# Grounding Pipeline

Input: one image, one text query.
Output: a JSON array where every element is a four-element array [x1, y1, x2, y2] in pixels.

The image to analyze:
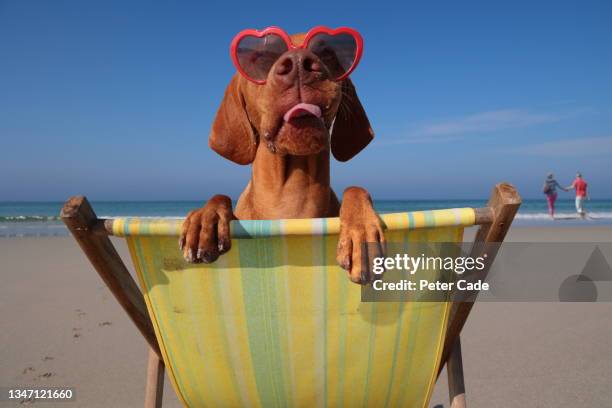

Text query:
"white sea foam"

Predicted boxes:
[[99, 215, 184, 219], [515, 212, 612, 220]]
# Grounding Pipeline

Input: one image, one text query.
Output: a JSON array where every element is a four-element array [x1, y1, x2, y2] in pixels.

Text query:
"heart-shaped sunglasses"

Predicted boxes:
[[230, 26, 363, 84]]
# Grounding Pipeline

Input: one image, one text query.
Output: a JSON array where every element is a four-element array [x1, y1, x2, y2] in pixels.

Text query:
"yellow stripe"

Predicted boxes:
[[217, 243, 262, 407], [151, 238, 202, 406], [187, 263, 243, 406], [112, 217, 123, 236], [284, 234, 320, 405], [324, 234, 341, 407], [412, 211, 426, 229], [366, 302, 401, 405], [277, 237, 296, 407]]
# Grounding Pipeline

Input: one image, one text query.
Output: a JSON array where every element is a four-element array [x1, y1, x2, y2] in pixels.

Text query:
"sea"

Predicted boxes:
[[1, 199, 611, 237]]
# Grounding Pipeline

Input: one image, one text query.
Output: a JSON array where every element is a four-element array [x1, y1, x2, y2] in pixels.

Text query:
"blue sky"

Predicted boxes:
[[1, 0, 611, 200]]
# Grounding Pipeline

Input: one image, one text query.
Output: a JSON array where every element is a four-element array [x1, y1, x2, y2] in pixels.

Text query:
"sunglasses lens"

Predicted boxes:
[[235, 34, 288, 82], [307, 33, 358, 80]]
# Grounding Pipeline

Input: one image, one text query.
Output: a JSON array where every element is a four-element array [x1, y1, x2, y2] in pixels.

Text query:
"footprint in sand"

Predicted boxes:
[[22, 366, 35, 375], [42, 356, 54, 361], [73, 327, 82, 338], [38, 372, 55, 379], [75, 309, 87, 318], [98, 321, 112, 327]]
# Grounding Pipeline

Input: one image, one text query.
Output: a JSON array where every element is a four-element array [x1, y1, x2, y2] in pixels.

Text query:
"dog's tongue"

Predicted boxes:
[[283, 103, 322, 122]]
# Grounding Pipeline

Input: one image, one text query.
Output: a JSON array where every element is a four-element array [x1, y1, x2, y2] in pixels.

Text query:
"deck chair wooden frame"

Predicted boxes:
[[61, 183, 520, 408]]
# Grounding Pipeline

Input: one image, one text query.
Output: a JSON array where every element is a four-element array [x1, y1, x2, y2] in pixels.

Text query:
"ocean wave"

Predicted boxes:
[[99, 215, 185, 218], [0, 215, 62, 222], [516, 212, 612, 220], [0, 215, 186, 222]]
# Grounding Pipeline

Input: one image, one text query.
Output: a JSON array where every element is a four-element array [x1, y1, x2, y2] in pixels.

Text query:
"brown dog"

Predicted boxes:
[[179, 33, 384, 284]]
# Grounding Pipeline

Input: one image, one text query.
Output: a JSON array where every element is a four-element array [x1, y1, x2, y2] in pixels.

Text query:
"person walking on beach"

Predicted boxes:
[[566, 172, 589, 218], [542, 173, 566, 219]]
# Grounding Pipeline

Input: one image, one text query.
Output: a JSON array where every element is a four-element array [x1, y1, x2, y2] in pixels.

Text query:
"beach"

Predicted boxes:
[[1, 226, 611, 407]]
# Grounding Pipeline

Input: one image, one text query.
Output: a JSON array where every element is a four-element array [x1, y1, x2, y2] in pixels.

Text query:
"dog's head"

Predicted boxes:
[[209, 31, 374, 164]]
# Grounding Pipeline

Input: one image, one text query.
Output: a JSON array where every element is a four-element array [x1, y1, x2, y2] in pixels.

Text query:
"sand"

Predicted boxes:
[[1, 226, 611, 407]]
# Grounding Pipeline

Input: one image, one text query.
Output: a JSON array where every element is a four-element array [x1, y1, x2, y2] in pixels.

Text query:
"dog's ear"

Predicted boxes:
[[330, 79, 374, 162], [209, 75, 257, 165]]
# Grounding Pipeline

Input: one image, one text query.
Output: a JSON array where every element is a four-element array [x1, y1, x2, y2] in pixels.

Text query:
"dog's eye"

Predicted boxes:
[[308, 33, 358, 80], [236, 34, 288, 81]]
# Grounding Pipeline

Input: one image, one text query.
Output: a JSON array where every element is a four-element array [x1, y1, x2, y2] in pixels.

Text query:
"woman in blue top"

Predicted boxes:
[[543, 173, 567, 219]]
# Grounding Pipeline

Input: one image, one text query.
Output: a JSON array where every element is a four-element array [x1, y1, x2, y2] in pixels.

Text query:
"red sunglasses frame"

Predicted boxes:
[[230, 26, 364, 85]]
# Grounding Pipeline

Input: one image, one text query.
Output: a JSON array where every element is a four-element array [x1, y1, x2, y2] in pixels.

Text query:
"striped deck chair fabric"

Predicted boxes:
[[113, 208, 476, 408]]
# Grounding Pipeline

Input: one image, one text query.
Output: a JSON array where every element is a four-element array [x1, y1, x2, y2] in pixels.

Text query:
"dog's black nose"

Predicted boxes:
[[273, 49, 324, 85]]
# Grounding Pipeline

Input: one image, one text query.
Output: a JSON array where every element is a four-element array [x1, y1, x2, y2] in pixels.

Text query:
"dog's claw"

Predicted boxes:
[[360, 271, 370, 285], [340, 256, 350, 271], [202, 250, 215, 263], [266, 141, 276, 153], [180, 195, 234, 265]]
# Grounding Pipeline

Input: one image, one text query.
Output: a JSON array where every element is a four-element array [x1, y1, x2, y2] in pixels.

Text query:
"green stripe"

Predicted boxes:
[[397, 307, 423, 407], [208, 258, 245, 405], [396, 236, 425, 407], [239, 226, 288, 407], [382, 303, 405, 408], [424, 211, 435, 228], [277, 237, 294, 406], [361, 302, 378, 408], [271, 234, 293, 406], [321, 219, 329, 407], [383, 231, 411, 407], [336, 262, 349, 407]]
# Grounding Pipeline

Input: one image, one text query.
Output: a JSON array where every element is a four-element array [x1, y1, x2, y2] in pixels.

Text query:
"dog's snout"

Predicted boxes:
[[273, 50, 324, 84]]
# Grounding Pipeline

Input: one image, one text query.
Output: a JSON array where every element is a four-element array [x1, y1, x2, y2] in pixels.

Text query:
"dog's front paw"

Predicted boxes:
[[179, 195, 235, 263], [336, 187, 385, 284]]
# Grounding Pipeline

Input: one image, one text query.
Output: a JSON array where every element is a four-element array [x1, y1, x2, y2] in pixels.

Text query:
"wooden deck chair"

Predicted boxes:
[[61, 183, 520, 408]]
